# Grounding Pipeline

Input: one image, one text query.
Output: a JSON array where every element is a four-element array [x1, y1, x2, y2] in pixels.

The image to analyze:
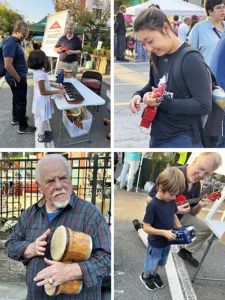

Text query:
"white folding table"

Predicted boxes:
[[48, 76, 105, 147], [192, 189, 225, 283]]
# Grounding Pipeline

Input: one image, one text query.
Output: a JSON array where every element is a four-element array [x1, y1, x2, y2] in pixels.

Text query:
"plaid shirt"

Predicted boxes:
[[5, 192, 111, 300]]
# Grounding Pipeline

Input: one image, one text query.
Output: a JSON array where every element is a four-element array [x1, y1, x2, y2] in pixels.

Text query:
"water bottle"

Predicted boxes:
[[56, 70, 64, 84]]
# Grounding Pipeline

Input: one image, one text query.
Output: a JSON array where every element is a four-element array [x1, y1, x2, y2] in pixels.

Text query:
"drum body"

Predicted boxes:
[[45, 280, 82, 296], [64, 69, 73, 78], [50, 226, 92, 262]]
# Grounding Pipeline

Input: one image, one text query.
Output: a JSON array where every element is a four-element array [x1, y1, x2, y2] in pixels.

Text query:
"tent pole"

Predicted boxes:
[[136, 153, 145, 193]]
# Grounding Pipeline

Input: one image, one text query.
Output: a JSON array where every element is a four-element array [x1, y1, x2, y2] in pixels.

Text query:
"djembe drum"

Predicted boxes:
[[44, 226, 92, 296]]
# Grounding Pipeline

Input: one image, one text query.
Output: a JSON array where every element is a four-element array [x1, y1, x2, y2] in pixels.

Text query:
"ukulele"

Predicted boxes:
[[140, 81, 167, 128], [175, 191, 221, 206]]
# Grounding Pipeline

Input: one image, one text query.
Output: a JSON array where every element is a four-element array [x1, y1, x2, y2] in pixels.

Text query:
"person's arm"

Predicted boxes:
[[5, 209, 36, 265], [34, 211, 110, 289], [3, 40, 20, 82], [188, 23, 199, 49], [190, 197, 211, 216], [4, 57, 20, 82], [174, 214, 182, 228], [210, 35, 225, 91], [77, 213, 111, 288], [158, 52, 212, 115], [130, 66, 155, 113], [54, 37, 63, 54], [143, 223, 176, 240], [38, 80, 65, 96], [66, 49, 82, 55], [50, 82, 64, 90]]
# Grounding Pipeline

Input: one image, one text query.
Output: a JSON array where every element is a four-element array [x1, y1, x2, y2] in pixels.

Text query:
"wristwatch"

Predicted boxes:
[[155, 98, 161, 103]]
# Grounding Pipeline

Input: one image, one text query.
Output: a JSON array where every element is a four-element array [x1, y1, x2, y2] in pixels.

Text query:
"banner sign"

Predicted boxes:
[[42, 10, 69, 57]]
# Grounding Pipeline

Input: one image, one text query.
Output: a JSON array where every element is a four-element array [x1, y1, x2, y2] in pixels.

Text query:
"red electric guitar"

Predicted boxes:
[[175, 191, 221, 206], [140, 83, 167, 128]]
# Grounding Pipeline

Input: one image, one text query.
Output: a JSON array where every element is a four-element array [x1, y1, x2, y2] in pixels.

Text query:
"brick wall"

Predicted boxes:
[[0, 239, 26, 283]]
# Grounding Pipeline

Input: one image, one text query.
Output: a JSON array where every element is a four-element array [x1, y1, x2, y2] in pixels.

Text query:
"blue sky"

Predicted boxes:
[[6, 0, 55, 22]]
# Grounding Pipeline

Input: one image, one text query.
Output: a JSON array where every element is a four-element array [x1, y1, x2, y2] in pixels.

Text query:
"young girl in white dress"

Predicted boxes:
[[28, 50, 65, 143]]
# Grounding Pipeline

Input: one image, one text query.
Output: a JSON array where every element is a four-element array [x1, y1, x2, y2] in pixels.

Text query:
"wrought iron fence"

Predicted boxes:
[[0, 154, 111, 224]]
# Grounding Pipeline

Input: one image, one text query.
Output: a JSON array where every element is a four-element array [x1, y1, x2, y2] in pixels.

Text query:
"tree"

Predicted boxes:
[[0, 1, 24, 35]]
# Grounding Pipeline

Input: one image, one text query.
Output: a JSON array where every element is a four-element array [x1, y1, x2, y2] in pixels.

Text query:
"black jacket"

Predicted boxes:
[[115, 11, 126, 35]]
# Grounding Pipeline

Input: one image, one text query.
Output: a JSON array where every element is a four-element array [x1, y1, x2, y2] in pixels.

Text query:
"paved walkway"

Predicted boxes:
[[114, 60, 150, 148], [114, 188, 225, 300]]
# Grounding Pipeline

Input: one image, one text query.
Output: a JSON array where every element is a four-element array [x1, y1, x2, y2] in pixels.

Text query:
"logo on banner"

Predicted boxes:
[[49, 21, 61, 30]]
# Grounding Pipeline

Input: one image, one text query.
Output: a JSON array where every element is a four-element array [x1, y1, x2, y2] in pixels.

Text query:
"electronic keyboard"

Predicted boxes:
[[63, 82, 84, 104]]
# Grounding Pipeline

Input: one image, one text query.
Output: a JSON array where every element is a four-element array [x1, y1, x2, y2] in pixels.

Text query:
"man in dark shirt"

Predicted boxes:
[[134, 152, 222, 267], [54, 20, 82, 78], [115, 5, 129, 62], [5, 154, 111, 300], [3, 21, 36, 134]]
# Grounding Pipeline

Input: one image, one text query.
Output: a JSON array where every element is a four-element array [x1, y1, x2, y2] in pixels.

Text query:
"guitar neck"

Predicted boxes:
[[182, 197, 200, 205]]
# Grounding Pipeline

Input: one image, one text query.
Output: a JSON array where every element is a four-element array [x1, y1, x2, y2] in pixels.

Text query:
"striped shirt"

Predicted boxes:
[[5, 192, 111, 300]]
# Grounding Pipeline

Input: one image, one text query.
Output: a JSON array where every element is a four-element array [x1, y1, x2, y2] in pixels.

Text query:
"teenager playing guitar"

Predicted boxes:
[[133, 152, 222, 267]]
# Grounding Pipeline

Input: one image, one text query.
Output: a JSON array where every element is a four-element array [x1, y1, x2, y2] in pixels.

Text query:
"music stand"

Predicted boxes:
[[192, 187, 225, 283]]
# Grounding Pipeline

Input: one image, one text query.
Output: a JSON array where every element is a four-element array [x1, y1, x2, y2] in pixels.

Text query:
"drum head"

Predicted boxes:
[[44, 283, 57, 296], [51, 226, 67, 261]]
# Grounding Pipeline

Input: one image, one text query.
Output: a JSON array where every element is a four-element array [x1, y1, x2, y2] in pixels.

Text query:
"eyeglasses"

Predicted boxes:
[[214, 5, 225, 11]]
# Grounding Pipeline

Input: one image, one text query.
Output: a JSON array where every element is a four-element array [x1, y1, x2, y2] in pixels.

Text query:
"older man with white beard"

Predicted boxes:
[[5, 154, 111, 300]]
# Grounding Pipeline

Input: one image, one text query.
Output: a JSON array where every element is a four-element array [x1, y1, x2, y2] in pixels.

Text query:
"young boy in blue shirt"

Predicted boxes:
[[140, 167, 185, 291]]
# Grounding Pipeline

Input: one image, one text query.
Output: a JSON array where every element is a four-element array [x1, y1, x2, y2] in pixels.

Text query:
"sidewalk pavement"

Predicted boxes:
[[114, 188, 225, 300], [114, 59, 150, 148], [0, 72, 110, 148], [0, 282, 27, 300]]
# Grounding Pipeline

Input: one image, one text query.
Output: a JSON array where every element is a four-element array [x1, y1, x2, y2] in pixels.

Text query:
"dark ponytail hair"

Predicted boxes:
[[134, 7, 172, 73]]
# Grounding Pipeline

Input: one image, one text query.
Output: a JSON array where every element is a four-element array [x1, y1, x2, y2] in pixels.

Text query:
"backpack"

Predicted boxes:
[[171, 45, 224, 148]]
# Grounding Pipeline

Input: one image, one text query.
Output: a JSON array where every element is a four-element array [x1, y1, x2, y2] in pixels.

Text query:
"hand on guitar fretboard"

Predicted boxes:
[[175, 191, 221, 206]]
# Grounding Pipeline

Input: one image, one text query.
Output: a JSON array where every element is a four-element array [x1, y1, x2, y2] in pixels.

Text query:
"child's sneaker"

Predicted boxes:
[[152, 273, 164, 288], [38, 134, 53, 143], [140, 273, 156, 291], [38, 131, 53, 137]]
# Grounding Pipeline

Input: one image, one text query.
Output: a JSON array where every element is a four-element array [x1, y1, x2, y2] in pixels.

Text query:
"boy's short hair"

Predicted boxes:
[[156, 167, 185, 195], [27, 50, 47, 70]]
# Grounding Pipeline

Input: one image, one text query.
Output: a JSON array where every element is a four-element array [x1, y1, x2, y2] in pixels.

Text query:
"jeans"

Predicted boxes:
[[144, 243, 171, 274], [120, 158, 140, 190], [6, 77, 28, 131], [180, 213, 212, 254], [150, 135, 203, 148], [114, 35, 117, 56], [116, 35, 126, 60], [137, 41, 148, 61]]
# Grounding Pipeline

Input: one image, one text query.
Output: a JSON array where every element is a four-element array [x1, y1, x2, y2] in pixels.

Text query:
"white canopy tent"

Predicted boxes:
[[126, 0, 206, 17]]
